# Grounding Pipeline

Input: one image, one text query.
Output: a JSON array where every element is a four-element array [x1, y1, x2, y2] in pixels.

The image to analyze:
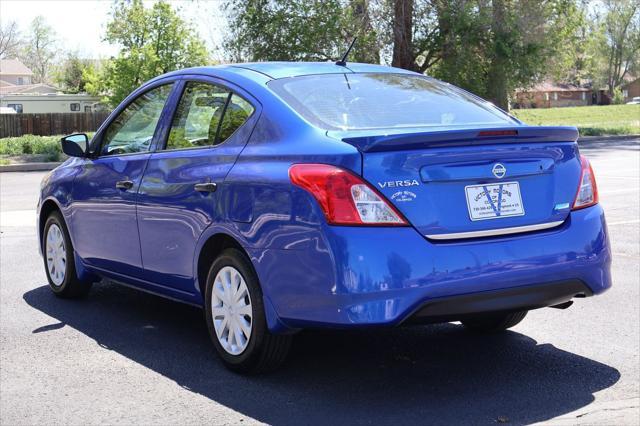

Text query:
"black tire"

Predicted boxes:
[[42, 211, 92, 298], [461, 311, 527, 333], [204, 248, 292, 373]]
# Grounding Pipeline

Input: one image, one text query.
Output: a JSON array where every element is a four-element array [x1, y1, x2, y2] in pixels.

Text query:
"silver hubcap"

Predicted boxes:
[[46, 224, 66, 286], [211, 266, 253, 355]]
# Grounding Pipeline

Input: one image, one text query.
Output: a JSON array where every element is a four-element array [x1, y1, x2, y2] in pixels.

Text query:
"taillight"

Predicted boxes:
[[289, 164, 408, 226], [572, 155, 599, 210]]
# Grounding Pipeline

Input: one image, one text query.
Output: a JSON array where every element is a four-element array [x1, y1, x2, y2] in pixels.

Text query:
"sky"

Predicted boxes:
[[0, 0, 228, 60]]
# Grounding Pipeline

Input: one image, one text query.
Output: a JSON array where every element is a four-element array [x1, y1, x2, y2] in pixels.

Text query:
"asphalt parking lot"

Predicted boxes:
[[1, 137, 638, 425]]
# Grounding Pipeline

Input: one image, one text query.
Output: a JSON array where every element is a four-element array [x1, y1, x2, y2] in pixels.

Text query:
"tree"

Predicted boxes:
[[486, 0, 511, 109], [0, 21, 22, 59], [429, 1, 489, 95], [54, 53, 96, 93], [545, 1, 595, 85], [384, 0, 587, 110], [101, 0, 209, 106], [391, 0, 417, 70], [600, 0, 640, 94], [222, 0, 604, 111], [388, 0, 472, 74], [20, 16, 57, 83], [224, 0, 379, 63]]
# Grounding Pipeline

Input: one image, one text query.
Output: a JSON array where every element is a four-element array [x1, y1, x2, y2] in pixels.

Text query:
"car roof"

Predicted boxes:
[[170, 62, 418, 82], [228, 62, 418, 80]]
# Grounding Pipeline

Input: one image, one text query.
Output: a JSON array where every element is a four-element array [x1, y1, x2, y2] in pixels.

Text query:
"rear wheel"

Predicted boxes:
[[461, 311, 527, 333], [204, 248, 292, 373], [42, 211, 92, 298]]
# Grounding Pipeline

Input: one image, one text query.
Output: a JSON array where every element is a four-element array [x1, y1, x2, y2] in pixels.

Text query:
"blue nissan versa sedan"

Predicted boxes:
[[38, 62, 611, 373]]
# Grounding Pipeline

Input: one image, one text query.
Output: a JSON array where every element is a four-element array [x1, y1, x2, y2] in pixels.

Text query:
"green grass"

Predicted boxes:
[[0, 133, 95, 162], [513, 104, 640, 136]]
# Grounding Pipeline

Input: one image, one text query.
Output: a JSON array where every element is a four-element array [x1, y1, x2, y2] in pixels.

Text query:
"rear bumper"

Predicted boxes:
[[404, 279, 591, 324], [251, 204, 611, 331]]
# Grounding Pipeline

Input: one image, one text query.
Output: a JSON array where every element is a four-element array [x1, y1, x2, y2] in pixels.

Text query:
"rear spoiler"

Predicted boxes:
[[335, 126, 579, 153]]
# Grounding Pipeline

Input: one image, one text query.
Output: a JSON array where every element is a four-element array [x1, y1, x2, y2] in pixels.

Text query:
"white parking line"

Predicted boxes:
[[599, 188, 640, 195], [0, 210, 36, 227], [613, 252, 640, 259], [607, 219, 640, 226]]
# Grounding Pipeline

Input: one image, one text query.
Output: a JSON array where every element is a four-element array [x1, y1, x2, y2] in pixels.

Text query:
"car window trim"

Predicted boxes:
[[213, 92, 233, 145], [157, 76, 257, 153], [93, 81, 176, 159]]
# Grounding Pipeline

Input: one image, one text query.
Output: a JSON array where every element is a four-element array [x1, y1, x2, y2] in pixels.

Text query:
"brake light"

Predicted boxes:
[[289, 164, 408, 226], [572, 155, 599, 210], [477, 130, 518, 137]]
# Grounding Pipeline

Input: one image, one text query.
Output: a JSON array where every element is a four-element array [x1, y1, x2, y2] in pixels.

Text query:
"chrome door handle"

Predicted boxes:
[[194, 182, 217, 193], [116, 180, 134, 190]]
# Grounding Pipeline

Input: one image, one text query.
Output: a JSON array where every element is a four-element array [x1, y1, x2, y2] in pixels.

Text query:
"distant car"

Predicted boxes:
[[0, 106, 17, 114], [626, 96, 640, 104], [38, 62, 611, 373]]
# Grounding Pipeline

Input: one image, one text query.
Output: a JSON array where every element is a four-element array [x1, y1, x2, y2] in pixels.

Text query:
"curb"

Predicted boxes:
[[0, 162, 62, 173]]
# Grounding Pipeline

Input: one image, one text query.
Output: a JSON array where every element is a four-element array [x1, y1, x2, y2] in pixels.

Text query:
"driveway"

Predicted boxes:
[[1, 138, 638, 425]]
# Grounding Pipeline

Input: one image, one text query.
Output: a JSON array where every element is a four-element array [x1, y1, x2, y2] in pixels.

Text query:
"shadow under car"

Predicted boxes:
[[23, 281, 620, 425]]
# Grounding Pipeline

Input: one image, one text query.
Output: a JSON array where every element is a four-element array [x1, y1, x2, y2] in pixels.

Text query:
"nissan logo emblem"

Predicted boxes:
[[492, 163, 506, 179]]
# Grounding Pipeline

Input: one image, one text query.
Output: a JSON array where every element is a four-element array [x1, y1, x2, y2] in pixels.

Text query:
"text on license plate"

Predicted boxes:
[[465, 182, 525, 221]]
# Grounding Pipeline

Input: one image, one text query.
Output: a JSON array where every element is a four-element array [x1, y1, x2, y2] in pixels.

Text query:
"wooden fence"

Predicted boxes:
[[0, 112, 111, 138]]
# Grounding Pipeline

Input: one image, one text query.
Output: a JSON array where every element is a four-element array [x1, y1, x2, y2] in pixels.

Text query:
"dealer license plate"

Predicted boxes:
[[465, 182, 525, 221]]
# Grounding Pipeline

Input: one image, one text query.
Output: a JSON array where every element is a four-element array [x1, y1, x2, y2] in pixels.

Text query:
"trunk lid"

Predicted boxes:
[[331, 126, 582, 239]]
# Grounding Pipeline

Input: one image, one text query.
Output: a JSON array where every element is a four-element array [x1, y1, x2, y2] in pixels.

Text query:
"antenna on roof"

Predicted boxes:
[[336, 37, 357, 67]]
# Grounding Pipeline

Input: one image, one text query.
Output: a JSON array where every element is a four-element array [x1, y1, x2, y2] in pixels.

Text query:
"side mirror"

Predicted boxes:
[[61, 133, 89, 157]]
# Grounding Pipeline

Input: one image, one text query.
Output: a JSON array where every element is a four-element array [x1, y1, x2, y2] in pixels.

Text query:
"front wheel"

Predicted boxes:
[[461, 311, 527, 333], [204, 248, 292, 373], [42, 211, 92, 298]]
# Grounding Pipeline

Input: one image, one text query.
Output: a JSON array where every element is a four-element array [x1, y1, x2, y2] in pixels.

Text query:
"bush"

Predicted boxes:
[[0, 135, 62, 161], [612, 87, 625, 105], [0, 133, 95, 162]]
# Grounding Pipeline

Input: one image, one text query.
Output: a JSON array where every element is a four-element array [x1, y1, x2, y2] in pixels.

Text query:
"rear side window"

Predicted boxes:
[[165, 82, 255, 150], [269, 73, 516, 131], [217, 95, 254, 142]]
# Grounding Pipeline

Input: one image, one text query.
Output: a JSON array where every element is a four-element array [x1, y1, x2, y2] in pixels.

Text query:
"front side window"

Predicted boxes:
[[269, 73, 517, 131], [100, 84, 173, 156], [165, 82, 254, 150]]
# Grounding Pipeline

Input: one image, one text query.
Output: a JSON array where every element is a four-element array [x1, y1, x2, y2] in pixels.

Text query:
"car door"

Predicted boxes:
[[137, 77, 259, 294], [70, 82, 175, 278]]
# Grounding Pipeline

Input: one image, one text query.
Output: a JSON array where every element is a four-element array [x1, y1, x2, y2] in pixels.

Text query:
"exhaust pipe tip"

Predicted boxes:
[[550, 300, 574, 310]]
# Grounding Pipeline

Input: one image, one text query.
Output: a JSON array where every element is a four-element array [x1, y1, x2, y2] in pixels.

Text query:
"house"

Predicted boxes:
[[513, 81, 607, 109], [0, 59, 102, 113], [621, 77, 640, 103], [0, 59, 34, 85], [0, 82, 59, 96], [0, 94, 103, 114]]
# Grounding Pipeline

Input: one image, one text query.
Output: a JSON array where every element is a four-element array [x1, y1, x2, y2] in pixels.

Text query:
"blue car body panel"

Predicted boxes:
[[37, 62, 612, 332], [248, 205, 610, 328], [71, 153, 150, 277]]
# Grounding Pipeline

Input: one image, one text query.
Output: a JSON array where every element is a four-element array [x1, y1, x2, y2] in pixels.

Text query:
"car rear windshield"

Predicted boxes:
[[268, 73, 517, 131]]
